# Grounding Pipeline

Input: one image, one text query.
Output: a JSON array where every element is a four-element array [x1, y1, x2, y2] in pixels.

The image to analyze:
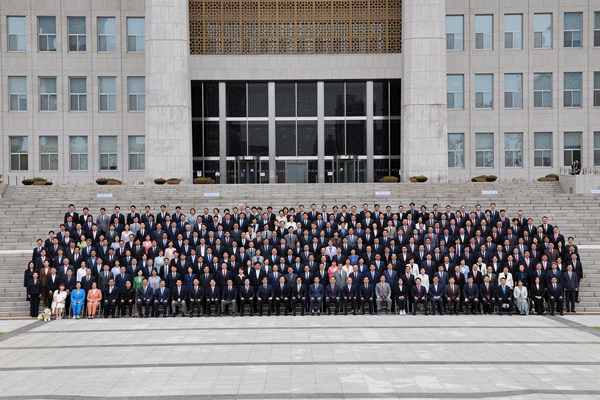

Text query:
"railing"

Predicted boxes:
[[559, 166, 600, 175]]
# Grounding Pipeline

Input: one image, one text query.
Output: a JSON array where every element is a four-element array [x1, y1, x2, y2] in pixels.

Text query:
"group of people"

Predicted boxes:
[[25, 202, 583, 319]]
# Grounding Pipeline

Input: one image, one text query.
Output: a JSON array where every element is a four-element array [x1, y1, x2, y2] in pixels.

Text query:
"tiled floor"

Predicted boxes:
[[0, 315, 599, 399]]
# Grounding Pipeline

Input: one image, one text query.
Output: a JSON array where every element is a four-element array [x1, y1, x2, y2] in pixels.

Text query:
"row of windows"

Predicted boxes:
[[9, 136, 145, 172], [447, 132, 598, 169], [7, 76, 145, 112], [446, 12, 600, 50], [191, 80, 401, 159], [446, 72, 600, 110], [6, 16, 144, 53]]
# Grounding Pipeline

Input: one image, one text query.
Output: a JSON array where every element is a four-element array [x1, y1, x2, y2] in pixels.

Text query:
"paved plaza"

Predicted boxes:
[[0, 315, 599, 399]]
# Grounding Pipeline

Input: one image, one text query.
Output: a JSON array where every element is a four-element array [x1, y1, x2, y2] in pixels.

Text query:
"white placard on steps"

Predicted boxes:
[[204, 192, 220, 197], [482, 190, 497, 195], [375, 191, 391, 196], [97, 193, 113, 198], [590, 189, 600, 194]]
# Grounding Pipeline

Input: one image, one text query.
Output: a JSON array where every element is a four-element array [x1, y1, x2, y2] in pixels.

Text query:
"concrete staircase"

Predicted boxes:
[[0, 181, 599, 316], [0, 254, 31, 317]]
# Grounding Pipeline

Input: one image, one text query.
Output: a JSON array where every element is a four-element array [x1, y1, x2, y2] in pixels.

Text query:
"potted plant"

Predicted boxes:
[[154, 178, 167, 185], [96, 178, 108, 185], [379, 176, 399, 183], [44, 181, 53, 185], [484, 175, 497, 182], [471, 175, 486, 182], [106, 179, 122, 185], [167, 178, 181, 185], [32, 178, 47, 186], [545, 174, 559, 181], [194, 177, 215, 184], [22, 179, 34, 186], [409, 175, 428, 183]]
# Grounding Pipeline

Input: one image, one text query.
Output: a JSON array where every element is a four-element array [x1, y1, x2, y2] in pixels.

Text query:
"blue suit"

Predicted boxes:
[[563, 271, 578, 311], [463, 283, 480, 313], [429, 283, 444, 314], [153, 287, 171, 316], [309, 283, 324, 313], [137, 286, 154, 316]]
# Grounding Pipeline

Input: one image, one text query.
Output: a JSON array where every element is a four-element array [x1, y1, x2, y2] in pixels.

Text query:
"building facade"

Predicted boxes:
[[1, 0, 599, 184]]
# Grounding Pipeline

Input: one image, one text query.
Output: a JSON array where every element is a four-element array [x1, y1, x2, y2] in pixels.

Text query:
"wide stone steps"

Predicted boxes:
[[1, 182, 600, 316]]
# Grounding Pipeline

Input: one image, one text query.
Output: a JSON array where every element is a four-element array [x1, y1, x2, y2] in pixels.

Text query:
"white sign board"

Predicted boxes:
[[327, 171, 333, 176], [196, 171, 202, 177], [375, 191, 391, 196], [482, 190, 498, 195], [97, 193, 114, 198], [204, 192, 220, 197], [590, 189, 600, 194], [260, 172, 266, 177]]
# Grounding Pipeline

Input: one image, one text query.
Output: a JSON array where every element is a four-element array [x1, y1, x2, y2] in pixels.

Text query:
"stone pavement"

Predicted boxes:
[[0, 315, 599, 400]]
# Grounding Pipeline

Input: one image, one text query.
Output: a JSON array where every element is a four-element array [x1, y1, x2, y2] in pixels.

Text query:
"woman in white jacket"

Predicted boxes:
[[416, 268, 430, 292], [497, 266, 514, 288]]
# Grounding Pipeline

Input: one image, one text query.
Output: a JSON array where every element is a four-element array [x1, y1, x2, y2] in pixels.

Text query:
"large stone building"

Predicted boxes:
[[1, 0, 599, 184]]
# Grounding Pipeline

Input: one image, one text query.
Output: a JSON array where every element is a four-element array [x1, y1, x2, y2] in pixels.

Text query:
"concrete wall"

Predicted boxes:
[[446, 0, 600, 182], [0, 0, 146, 184]]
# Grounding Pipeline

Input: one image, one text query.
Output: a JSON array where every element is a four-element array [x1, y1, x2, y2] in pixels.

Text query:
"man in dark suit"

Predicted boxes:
[[102, 279, 119, 318], [463, 276, 479, 315], [273, 275, 291, 315], [257, 276, 273, 316], [239, 278, 255, 316], [136, 278, 153, 317], [496, 277, 513, 316], [291, 277, 307, 316], [563, 264, 579, 313], [480, 275, 496, 314], [309, 276, 324, 315], [358, 276, 374, 315], [189, 279, 204, 317], [444, 276, 461, 315], [324, 276, 341, 315], [221, 279, 237, 316], [547, 276, 564, 316], [64, 204, 79, 225], [205, 279, 221, 316], [171, 280, 188, 317], [154, 280, 171, 317], [429, 276, 444, 315], [342, 277, 357, 315], [412, 277, 428, 315]]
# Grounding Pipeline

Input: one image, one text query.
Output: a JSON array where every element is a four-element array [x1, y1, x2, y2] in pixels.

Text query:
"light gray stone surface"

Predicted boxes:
[[0, 315, 599, 399]]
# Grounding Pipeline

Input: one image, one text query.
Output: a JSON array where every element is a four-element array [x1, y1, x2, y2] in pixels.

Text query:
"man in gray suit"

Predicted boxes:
[[444, 276, 461, 315], [98, 264, 114, 291], [284, 228, 298, 248], [333, 267, 348, 291], [375, 275, 392, 314], [96, 208, 110, 235]]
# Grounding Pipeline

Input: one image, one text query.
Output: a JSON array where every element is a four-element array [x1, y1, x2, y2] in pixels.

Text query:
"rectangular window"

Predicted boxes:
[[594, 132, 600, 165], [128, 136, 145, 170], [446, 15, 464, 50], [128, 77, 145, 111], [534, 132, 552, 167], [8, 16, 26, 52], [475, 133, 494, 168], [99, 136, 118, 170], [69, 136, 88, 171], [9, 76, 27, 111], [448, 133, 464, 168], [127, 17, 145, 53], [504, 74, 522, 109], [504, 14, 522, 49], [68, 17, 86, 52], [10, 136, 28, 171], [564, 72, 582, 108], [534, 73, 552, 108], [39, 77, 57, 112], [38, 17, 56, 52], [564, 13, 582, 48], [475, 74, 493, 109], [534, 14, 552, 49], [40, 136, 58, 171], [595, 72, 600, 107], [69, 77, 87, 111], [564, 132, 582, 166], [99, 77, 116, 111], [504, 133, 523, 167], [475, 15, 493, 50], [98, 17, 116, 52], [595, 12, 600, 47], [447, 75, 464, 109]]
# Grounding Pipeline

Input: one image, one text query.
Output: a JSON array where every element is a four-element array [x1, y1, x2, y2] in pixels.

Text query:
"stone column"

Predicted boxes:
[[401, 0, 448, 182], [145, 0, 192, 183]]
